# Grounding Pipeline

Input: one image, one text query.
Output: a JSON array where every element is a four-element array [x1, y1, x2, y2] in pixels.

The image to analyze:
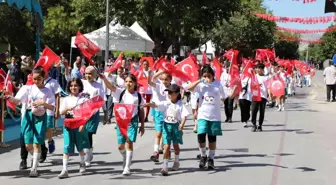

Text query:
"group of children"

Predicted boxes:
[[5, 57, 298, 178]]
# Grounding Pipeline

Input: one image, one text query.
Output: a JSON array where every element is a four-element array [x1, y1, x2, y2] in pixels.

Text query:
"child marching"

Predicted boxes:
[[187, 65, 227, 169], [6, 66, 55, 177], [146, 84, 190, 176], [58, 78, 90, 179], [101, 73, 145, 176]]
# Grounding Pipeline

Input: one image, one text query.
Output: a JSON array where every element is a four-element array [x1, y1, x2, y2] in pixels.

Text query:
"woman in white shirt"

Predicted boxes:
[[101, 73, 145, 176], [58, 78, 89, 179], [146, 84, 190, 176], [7, 66, 55, 177], [187, 65, 226, 170], [81, 66, 105, 167], [251, 63, 269, 132]]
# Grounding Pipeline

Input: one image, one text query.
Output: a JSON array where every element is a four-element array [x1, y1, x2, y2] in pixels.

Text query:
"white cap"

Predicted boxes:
[[21, 55, 26, 60]]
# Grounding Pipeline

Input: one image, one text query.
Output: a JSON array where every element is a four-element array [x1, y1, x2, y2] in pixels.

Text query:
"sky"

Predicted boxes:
[[262, 0, 334, 30]]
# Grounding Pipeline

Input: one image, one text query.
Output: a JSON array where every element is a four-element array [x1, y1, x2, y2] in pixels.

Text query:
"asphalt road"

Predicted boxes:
[[0, 71, 335, 185]]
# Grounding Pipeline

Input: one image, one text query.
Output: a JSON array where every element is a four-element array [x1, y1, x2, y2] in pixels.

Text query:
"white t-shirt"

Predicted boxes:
[[112, 88, 145, 117], [59, 94, 88, 118], [44, 77, 61, 116], [100, 73, 114, 96], [239, 77, 252, 101], [193, 80, 226, 121], [156, 100, 190, 124], [151, 82, 169, 104], [256, 74, 269, 99], [220, 72, 232, 96], [15, 84, 55, 113], [82, 80, 106, 100]]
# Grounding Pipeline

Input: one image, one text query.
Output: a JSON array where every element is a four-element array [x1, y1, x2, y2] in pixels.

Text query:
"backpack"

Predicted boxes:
[[119, 89, 142, 119]]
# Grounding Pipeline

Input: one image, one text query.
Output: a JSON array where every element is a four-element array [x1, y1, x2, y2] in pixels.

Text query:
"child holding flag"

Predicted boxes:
[[145, 84, 190, 176], [101, 73, 145, 176], [58, 78, 90, 179], [6, 66, 55, 177]]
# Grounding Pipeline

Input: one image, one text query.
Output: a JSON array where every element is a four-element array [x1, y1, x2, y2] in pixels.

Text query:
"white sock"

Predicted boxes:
[[174, 155, 179, 162], [84, 149, 90, 162], [62, 158, 68, 171], [79, 154, 85, 163], [154, 144, 159, 152], [32, 152, 40, 170], [209, 150, 216, 159], [125, 150, 133, 168], [119, 149, 126, 161], [163, 159, 169, 169], [199, 147, 206, 157]]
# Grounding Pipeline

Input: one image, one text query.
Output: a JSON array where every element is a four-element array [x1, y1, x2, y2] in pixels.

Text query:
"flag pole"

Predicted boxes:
[[105, 0, 110, 66], [0, 90, 4, 146]]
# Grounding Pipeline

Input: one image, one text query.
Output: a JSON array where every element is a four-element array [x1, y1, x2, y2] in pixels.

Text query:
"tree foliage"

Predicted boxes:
[[209, 0, 277, 57], [274, 32, 300, 60]]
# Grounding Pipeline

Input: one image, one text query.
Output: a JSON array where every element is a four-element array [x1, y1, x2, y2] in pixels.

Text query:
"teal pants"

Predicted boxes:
[[154, 111, 164, 132], [116, 115, 139, 144], [162, 122, 183, 145], [21, 110, 47, 145], [46, 115, 54, 129], [63, 126, 90, 154], [85, 112, 100, 134], [197, 119, 223, 136]]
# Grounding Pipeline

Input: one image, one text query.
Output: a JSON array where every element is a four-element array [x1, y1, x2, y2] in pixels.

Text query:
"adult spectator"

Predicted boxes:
[[9, 56, 24, 89], [323, 60, 336, 102], [0, 53, 9, 73], [59, 53, 67, 91], [71, 56, 82, 79]]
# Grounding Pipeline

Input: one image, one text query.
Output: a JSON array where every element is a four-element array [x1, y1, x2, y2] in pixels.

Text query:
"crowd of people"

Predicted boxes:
[[0, 51, 313, 179]]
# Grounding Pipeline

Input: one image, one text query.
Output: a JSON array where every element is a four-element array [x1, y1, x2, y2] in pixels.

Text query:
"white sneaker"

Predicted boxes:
[[79, 163, 86, 174], [58, 170, 69, 179], [172, 161, 180, 171], [122, 167, 131, 176], [277, 106, 282, 112], [85, 161, 91, 167], [281, 106, 285, 111]]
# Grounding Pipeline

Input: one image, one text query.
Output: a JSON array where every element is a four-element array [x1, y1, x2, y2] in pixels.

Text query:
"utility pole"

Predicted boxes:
[[105, 0, 110, 66]]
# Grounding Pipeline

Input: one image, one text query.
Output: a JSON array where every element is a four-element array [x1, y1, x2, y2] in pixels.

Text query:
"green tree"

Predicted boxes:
[[110, 0, 241, 56], [209, 0, 276, 57]]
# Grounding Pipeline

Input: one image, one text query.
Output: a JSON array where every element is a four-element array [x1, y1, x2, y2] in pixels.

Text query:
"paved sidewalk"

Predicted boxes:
[[0, 81, 335, 185]]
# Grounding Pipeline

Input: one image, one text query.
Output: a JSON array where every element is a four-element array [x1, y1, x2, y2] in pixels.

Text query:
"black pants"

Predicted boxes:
[[239, 99, 251, 123], [326, 85, 336, 101], [185, 92, 191, 103], [224, 98, 234, 120], [251, 98, 267, 126]]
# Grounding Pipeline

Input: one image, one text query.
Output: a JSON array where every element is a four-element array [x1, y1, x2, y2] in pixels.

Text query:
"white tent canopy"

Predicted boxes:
[[193, 40, 216, 56], [71, 20, 154, 52]]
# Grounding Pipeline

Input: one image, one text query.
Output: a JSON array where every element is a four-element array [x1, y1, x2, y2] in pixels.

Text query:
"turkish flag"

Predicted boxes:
[[4, 72, 16, 112], [155, 57, 192, 83], [202, 51, 209, 65], [139, 57, 154, 68], [0, 69, 6, 90], [105, 53, 123, 73], [212, 57, 222, 81], [75, 31, 101, 65], [223, 49, 235, 61], [171, 57, 177, 65], [242, 61, 255, 79], [63, 96, 104, 129], [268, 73, 285, 97], [251, 76, 262, 102], [189, 53, 198, 64], [133, 69, 149, 93], [114, 103, 136, 138], [175, 56, 199, 82], [35, 46, 60, 73]]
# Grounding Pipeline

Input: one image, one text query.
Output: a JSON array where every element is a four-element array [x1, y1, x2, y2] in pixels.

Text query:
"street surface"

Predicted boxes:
[[0, 71, 335, 185]]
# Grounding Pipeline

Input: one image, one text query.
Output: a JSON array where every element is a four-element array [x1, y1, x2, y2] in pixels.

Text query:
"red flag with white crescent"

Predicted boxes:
[[202, 51, 210, 65], [63, 96, 104, 129], [105, 53, 123, 73], [251, 76, 262, 102], [268, 73, 285, 97], [75, 31, 101, 65], [114, 103, 136, 138], [0, 69, 6, 89], [35, 46, 60, 73], [175, 57, 199, 82]]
